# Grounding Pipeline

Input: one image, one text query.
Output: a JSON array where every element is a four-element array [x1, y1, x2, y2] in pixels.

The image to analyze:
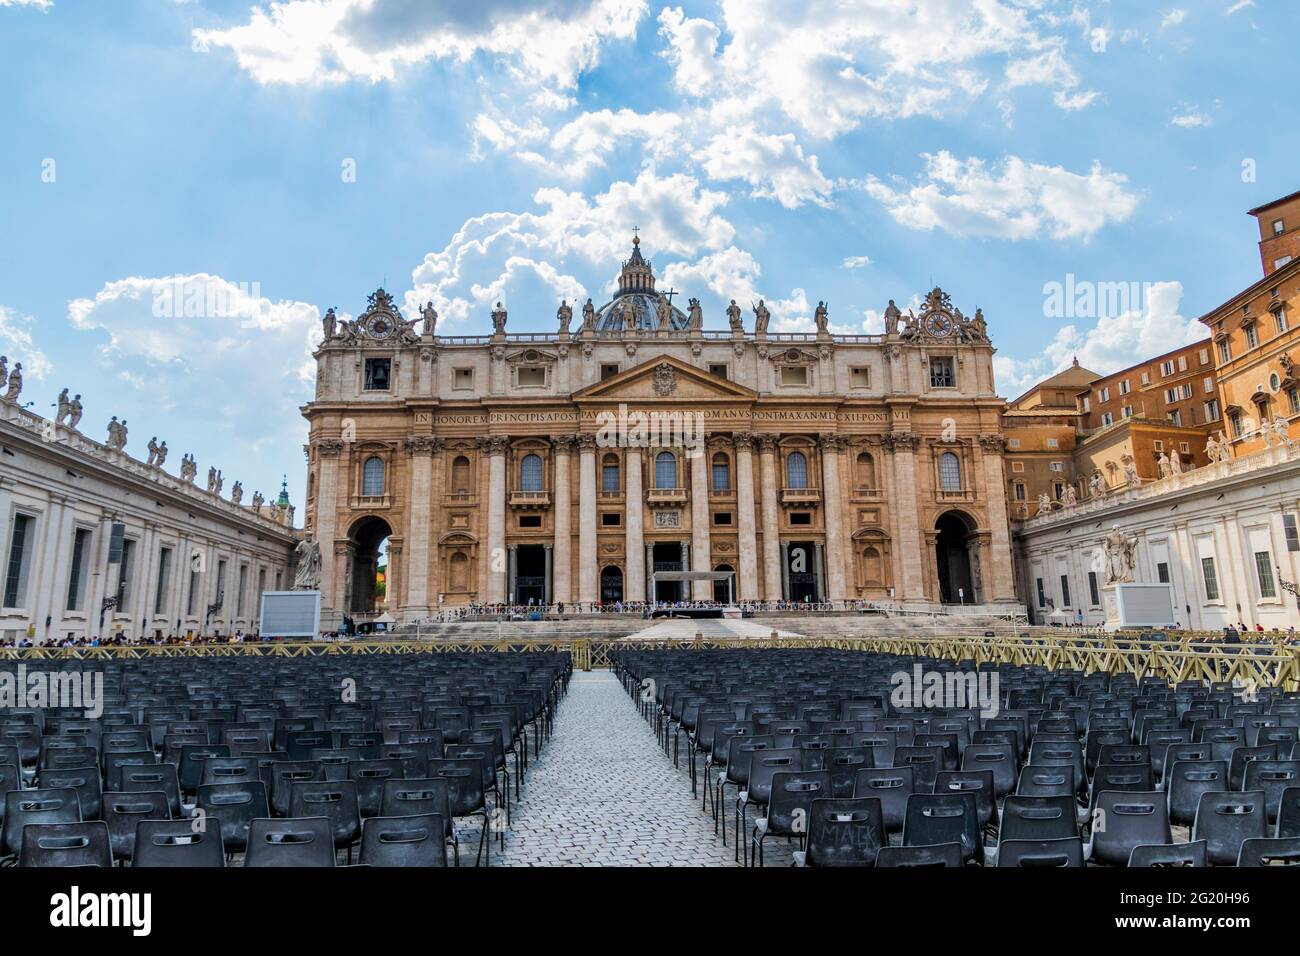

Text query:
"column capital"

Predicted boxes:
[[817, 433, 846, 453], [978, 433, 1006, 453], [758, 434, 779, 453], [551, 434, 578, 452], [477, 435, 511, 456], [733, 432, 755, 451], [315, 439, 345, 458], [404, 435, 445, 457], [577, 433, 598, 451], [886, 431, 917, 452]]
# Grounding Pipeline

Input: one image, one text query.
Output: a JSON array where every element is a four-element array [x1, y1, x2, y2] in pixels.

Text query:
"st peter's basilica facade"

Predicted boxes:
[[302, 236, 1015, 627]]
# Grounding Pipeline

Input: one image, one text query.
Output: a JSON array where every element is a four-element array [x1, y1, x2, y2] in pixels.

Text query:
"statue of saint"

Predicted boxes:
[[293, 535, 323, 590], [1089, 470, 1107, 498], [147, 437, 160, 467], [207, 466, 217, 493], [1169, 450, 1183, 474], [1102, 525, 1138, 585], [753, 299, 770, 335], [3, 363, 22, 403], [582, 298, 596, 331], [814, 301, 829, 333], [156, 441, 168, 467], [1036, 493, 1052, 516], [106, 416, 122, 449], [231, 481, 243, 505], [421, 301, 438, 337], [1157, 453, 1171, 479], [687, 298, 703, 331], [491, 302, 508, 335], [884, 300, 901, 335], [322, 307, 337, 341], [1062, 485, 1077, 507], [56, 388, 70, 425], [972, 307, 987, 339], [557, 300, 572, 335], [68, 394, 83, 430], [252, 491, 264, 514], [726, 299, 744, 334], [656, 295, 672, 332]]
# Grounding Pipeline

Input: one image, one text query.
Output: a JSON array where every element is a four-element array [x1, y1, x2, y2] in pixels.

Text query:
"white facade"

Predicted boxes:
[[1014, 442, 1300, 630], [0, 403, 297, 642]]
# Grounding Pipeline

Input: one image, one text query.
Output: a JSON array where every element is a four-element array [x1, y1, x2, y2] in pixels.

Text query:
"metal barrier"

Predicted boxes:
[[2, 633, 1296, 687]]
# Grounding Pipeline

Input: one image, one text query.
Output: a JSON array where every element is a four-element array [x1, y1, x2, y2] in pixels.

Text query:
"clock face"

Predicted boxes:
[[924, 310, 955, 337], [367, 315, 393, 339]]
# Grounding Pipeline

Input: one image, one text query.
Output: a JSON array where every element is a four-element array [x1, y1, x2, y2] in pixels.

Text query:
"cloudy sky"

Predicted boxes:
[[0, 0, 1293, 508]]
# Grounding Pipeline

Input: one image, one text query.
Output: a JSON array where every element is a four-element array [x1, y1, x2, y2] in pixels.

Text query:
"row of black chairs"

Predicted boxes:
[[615, 648, 1300, 867], [1, 652, 570, 866]]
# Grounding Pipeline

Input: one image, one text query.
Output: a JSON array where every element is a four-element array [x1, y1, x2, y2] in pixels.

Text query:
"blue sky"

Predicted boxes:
[[0, 0, 1294, 511]]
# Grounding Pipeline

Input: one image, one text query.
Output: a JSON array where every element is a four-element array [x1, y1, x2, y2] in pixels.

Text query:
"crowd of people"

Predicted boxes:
[[0, 630, 271, 649]]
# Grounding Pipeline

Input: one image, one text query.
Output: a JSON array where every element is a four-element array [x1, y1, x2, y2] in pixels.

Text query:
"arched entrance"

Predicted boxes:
[[934, 511, 974, 604], [713, 564, 735, 604], [349, 516, 392, 615], [600, 565, 624, 604]]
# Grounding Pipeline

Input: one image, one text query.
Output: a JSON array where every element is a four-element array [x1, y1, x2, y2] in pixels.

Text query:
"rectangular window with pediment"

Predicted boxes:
[[516, 366, 546, 387], [779, 365, 808, 387]]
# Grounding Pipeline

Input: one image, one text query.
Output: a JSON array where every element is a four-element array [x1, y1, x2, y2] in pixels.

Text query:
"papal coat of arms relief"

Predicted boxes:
[[652, 362, 677, 397]]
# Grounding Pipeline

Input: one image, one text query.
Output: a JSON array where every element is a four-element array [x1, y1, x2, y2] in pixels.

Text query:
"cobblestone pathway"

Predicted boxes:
[[494, 670, 793, 866]]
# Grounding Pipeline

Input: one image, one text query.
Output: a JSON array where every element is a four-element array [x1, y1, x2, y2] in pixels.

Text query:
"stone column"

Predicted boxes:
[[813, 541, 825, 603], [507, 544, 518, 604], [780, 540, 790, 601], [313, 440, 344, 628], [759, 436, 782, 601], [551, 435, 575, 606], [889, 432, 925, 599], [543, 544, 552, 605], [735, 434, 759, 601], [402, 436, 436, 620], [578, 434, 598, 605], [690, 444, 712, 600], [818, 434, 848, 602], [645, 542, 654, 603], [480, 435, 510, 604], [86, 513, 116, 639], [34, 497, 70, 639], [624, 447, 646, 602], [978, 434, 1017, 602]]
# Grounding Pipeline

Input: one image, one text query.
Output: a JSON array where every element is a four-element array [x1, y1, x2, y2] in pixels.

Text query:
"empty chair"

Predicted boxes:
[[2, 787, 81, 858], [1278, 786, 1300, 838], [902, 792, 982, 864], [348, 759, 404, 819], [37, 766, 102, 821], [1192, 790, 1268, 866], [1242, 759, 1300, 825], [194, 781, 269, 855], [19, 822, 112, 868], [751, 770, 830, 867], [791, 798, 884, 868], [358, 813, 448, 867], [894, 745, 941, 793], [1015, 765, 1076, 798], [1166, 760, 1229, 827], [289, 780, 361, 856], [825, 748, 872, 798], [269, 761, 324, 817], [1089, 762, 1154, 815], [1128, 840, 1208, 867], [996, 837, 1084, 868], [199, 756, 260, 789], [102, 791, 171, 863], [960, 744, 1017, 798], [131, 818, 225, 867], [1236, 836, 1300, 867], [1086, 791, 1171, 866], [875, 842, 964, 867], [934, 770, 997, 829], [119, 765, 182, 818], [243, 817, 336, 867], [427, 758, 492, 866], [852, 766, 914, 836], [1228, 745, 1278, 790], [177, 745, 230, 796], [996, 795, 1079, 858]]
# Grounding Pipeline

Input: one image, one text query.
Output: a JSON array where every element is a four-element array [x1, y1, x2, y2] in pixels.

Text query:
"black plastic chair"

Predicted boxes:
[[1087, 791, 1170, 866], [428, 758, 491, 866], [269, 760, 325, 817], [852, 766, 914, 836], [875, 842, 964, 867], [103, 790, 171, 863], [289, 780, 361, 859], [243, 817, 336, 867], [902, 792, 982, 864], [194, 781, 269, 855], [36, 765, 102, 821], [995, 837, 1084, 867], [1167, 759, 1228, 827], [2, 787, 81, 858], [359, 813, 449, 867], [1278, 786, 1300, 838], [19, 821, 112, 867], [751, 769, 830, 866], [131, 818, 226, 867], [1128, 840, 1207, 867], [790, 797, 884, 868], [1242, 759, 1299, 825], [1236, 836, 1300, 866], [1192, 790, 1268, 866]]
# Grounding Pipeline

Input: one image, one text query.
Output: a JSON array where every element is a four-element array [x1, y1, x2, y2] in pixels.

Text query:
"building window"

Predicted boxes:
[[1204, 399, 1220, 421], [115, 539, 136, 612], [785, 451, 809, 489], [1229, 412, 1243, 438], [600, 363, 620, 380], [1168, 410, 1182, 427], [451, 456, 471, 495], [1035, 578, 1045, 608], [655, 452, 678, 489], [939, 452, 961, 491], [363, 357, 391, 391], [1081, 397, 1090, 413], [1088, 571, 1100, 607], [519, 514, 542, 528], [362, 456, 385, 496], [850, 367, 870, 388], [453, 368, 474, 389], [1007, 438, 1021, 449], [1285, 514, 1300, 552], [929, 357, 955, 388], [1059, 575, 1071, 608], [780, 365, 809, 387], [600, 513, 620, 527], [1203, 377, 1214, 394], [714, 512, 733, 526], [66, 528, 92, 612], [1199, 349, 1210, 365], [1120, 379, 1130, 395], [711, 453, 730, 493], [519, 453, 543, 492], [1157, 562, 1170, 583], [708, 363, 729, 380], [1201, 556, 1220, 601], [789, 512, 812, 526], [1275, 308, 1289, 334], [1274, 218, 1286, 236], [1011, 461, 1024, 473], [602, 454, 620, 494], [1099, 387, 1110, 403], [1218, 339, 1232, 364], [517, 366, 546, 388], [1122, 405, 1134, 419], [1275, 257, 1293, 270], [187, 566, 200, 618], [1289, 389, 1299, 416], [1245, 325, 1259, 349], [154, 546, 171, 616], [1101, 412, 1113, 427], [856, 452, 877, 490], [1255, 551, 1277, 599], [1046, 438, 1059, 448], [1161, 360, 1175, 376], [1014, 482, 1026, 501]]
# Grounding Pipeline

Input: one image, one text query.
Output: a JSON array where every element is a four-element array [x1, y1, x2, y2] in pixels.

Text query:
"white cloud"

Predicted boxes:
[[66, 275, 319, 463], [1170, 107, 1212, 128], [657, 6, 722, 91], [195, 0, 646, 88], [842, 256, 872, 269], [504, 108, 684, 178], [1160, 8, 1187, 29], [0, 0, 52, 7], [1224, 0, 1255, 14], [701, 125, 833, 209], [995, 281, 1206, 394], [0, 305, 53, 381], [661, 246, 762, 304], [862, 151, 1140, 241], [404, 170, 735, 323]]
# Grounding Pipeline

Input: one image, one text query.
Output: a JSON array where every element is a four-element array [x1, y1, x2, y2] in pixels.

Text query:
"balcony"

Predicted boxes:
[[851, 485, 881, 500], [443, 491, 478, 507], [647, 487, 688, 508], [509, 490, 551, 510], [780, 487, 821, 507], [349, 493, 391, 510]]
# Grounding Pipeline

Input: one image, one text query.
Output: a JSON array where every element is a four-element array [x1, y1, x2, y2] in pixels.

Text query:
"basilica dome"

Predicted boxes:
[[593, 234, 689, 332]]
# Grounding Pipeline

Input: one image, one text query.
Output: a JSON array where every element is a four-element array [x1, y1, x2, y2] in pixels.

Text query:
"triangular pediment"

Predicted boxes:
[[572, 354, 756, 403]]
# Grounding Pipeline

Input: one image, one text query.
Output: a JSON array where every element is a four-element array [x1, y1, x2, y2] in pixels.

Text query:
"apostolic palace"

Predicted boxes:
[[300, 236, 1016, 629]]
